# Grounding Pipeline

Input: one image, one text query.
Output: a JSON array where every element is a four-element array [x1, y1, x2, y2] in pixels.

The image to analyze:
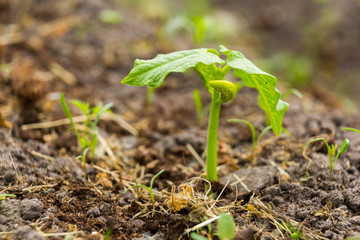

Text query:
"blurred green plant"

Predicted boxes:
[[228, 119, 290, 165], [262, 52, 313, 88], [98, 9, 123, 25], [76, 147, 89, 179], [163, 0, 235, 46], [342, 127, 360, 135], [0, 194, 16, 201], [123, 169, 165, 213], [61, 93, 113, 157], [303, 137, 349, 180]]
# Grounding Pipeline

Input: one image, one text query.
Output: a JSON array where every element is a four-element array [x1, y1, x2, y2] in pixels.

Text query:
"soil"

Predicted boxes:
[[1, 1, 360, 240]]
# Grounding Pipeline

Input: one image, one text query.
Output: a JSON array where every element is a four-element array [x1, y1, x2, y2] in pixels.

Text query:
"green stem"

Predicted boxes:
[[206, 90, 221, 181]]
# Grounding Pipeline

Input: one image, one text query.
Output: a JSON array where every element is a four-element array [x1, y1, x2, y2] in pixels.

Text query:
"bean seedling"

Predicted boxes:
[[303, 138, 349, 180], [61, 93, 113, 156], [190, 213, 236, 240], [123, 169, 165, 213], [227, 119, 290, 165], [121, 46, 288, 181]]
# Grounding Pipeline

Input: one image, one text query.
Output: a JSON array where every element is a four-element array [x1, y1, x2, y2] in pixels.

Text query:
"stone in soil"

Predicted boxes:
[[19, 198, 43, 220], [220, 166, 276, 193]]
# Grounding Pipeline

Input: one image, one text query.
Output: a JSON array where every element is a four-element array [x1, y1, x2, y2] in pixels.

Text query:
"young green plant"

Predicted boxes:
[[121, 46, 288, 181], [303, 138, 349, 180], [227, 119, 289, 164], [190, 213, 236, 240], [123, 169, 165, 213], [61, 93, 113, 156]]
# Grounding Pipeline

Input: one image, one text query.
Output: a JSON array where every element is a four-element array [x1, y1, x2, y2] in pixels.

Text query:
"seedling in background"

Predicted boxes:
[[121, 46, 288, 181], [303, 138, 349, 180], [191, 213, 236, 240], [76, 148, 89, 179], [0, 194, 16, 201], [123, 169, 165, 213], [193, 89, 211, 125], [227, 119, 290, 165], [281, 88, 303, 100], [61, 93, 113, 157], [98, 9, 123, 25]]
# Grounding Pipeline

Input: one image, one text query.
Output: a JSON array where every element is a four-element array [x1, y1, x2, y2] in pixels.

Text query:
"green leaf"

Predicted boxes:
[[70, 100, 89, 116], [190, 232, 209, 240], [99, 9, 122, 25], [217, 213, 235, 240], [342, 127, 360, 135], [122, 49, 224, 88], [224, 49, 288, 136], [339, 139, 350, 154]]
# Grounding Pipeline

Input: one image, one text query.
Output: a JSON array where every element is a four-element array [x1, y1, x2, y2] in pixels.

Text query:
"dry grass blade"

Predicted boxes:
[[186, 143, 206, 168]]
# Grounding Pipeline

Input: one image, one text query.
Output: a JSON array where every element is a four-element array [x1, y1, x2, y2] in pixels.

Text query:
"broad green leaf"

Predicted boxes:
[[225, 49, 288, 136], [217, 213, 235, 240], [122, 49, 224, 88]]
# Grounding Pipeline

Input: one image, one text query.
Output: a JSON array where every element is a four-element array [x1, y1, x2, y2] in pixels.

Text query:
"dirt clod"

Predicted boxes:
[[19, 199, 43, 220]]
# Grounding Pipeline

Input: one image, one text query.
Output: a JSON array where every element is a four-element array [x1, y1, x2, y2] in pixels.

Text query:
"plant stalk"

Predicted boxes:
[[206, 90, 221, 181]]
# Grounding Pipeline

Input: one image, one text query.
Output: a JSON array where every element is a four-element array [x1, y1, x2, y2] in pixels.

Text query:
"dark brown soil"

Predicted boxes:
[[1, 1, 360, 240]]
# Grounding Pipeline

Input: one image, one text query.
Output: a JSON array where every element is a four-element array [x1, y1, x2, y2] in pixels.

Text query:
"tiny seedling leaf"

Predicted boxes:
[[122, 49, 224, 88], [339, 139, 350, 154], [0, 194, 16, 200], [217, 213, 235, 240], [61, 94, 81, 142], [341, 127, 360, 135], [150, 169, 165, 189], [190, 232, 209, 240], [224, 49, 289, 136], [70, 100, 89, 115]]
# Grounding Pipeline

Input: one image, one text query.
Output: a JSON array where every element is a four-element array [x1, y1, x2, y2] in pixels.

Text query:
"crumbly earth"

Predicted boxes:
[[1, 1, 360, 240]]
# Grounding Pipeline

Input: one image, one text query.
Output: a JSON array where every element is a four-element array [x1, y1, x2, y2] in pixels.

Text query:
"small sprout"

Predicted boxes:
[[76, 148, 89, 179], [228, 119, 290, 165], [122, 46, 288, 181], [61, 93, 113, 157], [303, 138, 350, 180], [123, 169, 165, 214], [98, 9, 122, 25], [0, 194, 16, 201]]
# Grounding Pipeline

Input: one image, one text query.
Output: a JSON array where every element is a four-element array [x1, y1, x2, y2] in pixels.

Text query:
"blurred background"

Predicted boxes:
[[1, 0, 360, 111]]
